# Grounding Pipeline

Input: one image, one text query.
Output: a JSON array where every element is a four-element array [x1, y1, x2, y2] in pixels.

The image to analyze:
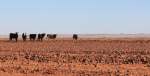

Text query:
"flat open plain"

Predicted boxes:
[[0, 38, 150, 76]]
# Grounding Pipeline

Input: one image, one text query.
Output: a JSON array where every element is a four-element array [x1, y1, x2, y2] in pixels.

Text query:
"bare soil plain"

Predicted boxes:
[[0, 38, 150, 76]]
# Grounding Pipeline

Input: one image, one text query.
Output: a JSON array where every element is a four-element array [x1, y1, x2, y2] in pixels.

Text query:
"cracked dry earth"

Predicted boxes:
[[0, 39, 150, 76]]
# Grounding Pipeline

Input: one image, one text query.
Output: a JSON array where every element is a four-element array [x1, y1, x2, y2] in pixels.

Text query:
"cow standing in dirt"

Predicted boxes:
[[9, 32, 19, 42], [73, 34, 78, 40], [38, 33, 45, 41], [47, 34, 57, 41], [22, 33, 27, 41], [29, 34, 37, 41]]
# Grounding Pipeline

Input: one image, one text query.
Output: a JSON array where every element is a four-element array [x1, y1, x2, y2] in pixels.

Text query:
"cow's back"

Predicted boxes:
[[30, 34, 36, 38]]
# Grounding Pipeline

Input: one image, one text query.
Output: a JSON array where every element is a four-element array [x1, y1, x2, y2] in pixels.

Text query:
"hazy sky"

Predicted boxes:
[[0, 0, 150, 35]]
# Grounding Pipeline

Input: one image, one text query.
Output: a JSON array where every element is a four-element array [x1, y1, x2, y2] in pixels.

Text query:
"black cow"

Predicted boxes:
[[22, 33, 27, 41], [73, 34, 78, 40], [38, 33, 45, 41], [29, 34, 37, 41], [47, 34, 57, 41], [9, 32, 19, 42]]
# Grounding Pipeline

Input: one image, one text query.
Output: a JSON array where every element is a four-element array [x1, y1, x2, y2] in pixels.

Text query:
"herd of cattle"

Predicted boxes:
[[9, 32, 78, 42]]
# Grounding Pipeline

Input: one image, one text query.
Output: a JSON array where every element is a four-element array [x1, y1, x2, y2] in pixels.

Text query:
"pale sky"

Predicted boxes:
[[0, 0, 150, 35]]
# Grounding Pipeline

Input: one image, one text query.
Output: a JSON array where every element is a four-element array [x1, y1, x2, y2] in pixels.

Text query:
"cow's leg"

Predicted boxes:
[[16, 38, 17, 42], [41, 38, 43, 42], [24, 39, 25, 41], [10, 38, 12, 41]]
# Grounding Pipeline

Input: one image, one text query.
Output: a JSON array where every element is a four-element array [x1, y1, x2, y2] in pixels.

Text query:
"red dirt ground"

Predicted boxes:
[[0, 39, 150, 76]]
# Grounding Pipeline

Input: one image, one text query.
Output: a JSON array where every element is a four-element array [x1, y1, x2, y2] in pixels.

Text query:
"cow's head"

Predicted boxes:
[[54, 34, 57, 36], [23, 33, 26, 35], [16, 32, 19, 35]]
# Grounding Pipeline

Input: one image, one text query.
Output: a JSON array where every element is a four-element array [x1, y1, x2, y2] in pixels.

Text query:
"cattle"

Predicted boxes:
[[22, 33, 27, 41], [73, 34, 78, 40], [29, 34, 37, 41], [38, 33, 45, 41], [9, 32, 19, 42], [47, 34, 57, 41]]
